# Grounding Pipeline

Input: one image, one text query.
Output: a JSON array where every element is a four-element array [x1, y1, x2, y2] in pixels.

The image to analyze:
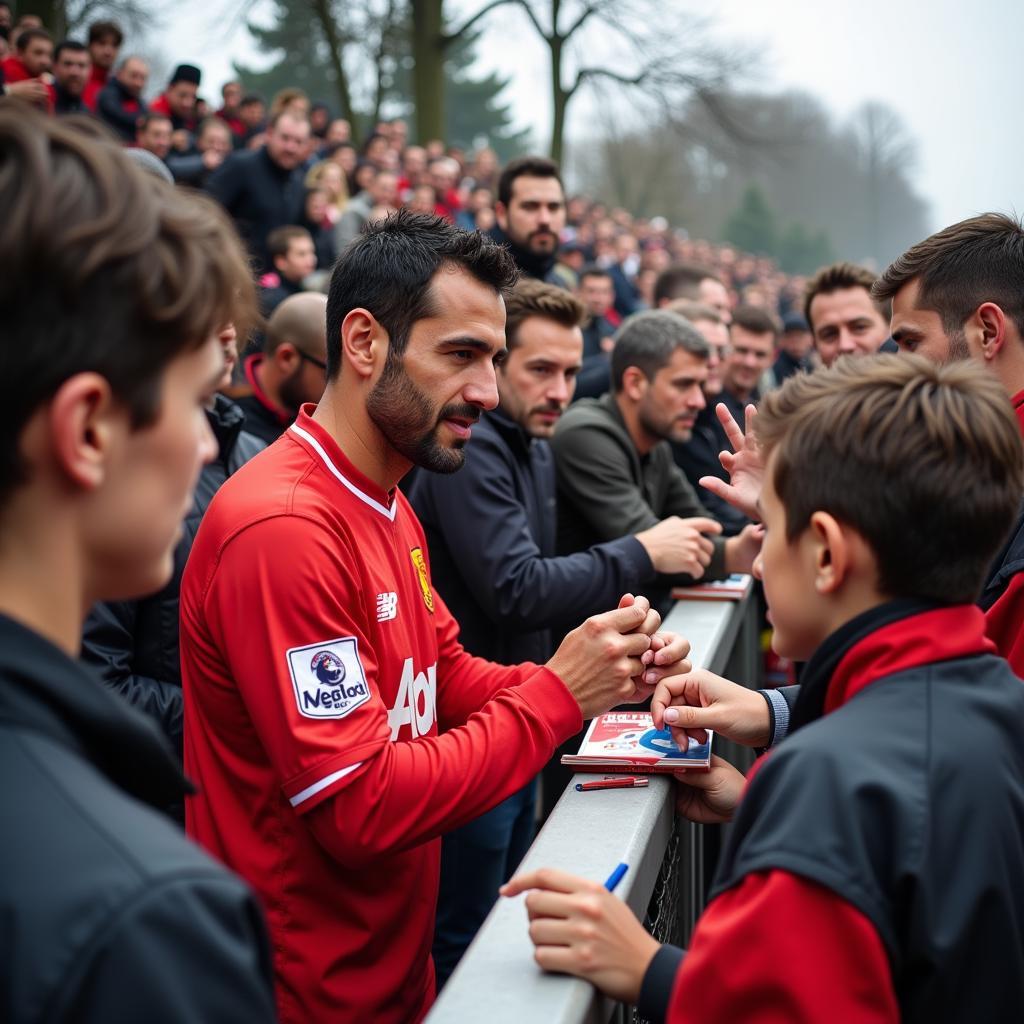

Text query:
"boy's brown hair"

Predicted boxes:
[[503, 278, 585, 351], [754, 354, 1023, 603], [0, 103, 256, 507]]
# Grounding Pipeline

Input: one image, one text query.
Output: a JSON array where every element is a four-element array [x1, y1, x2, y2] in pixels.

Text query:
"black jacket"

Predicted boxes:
[[487, 225, 566, 286], [206, 146, 306, 272], [81, 396, 264, 760], [715, 603, 1024, 1021], [96, 77, 147, 142], [0, 614, 277, 1023], [406, 408, 653, 662]]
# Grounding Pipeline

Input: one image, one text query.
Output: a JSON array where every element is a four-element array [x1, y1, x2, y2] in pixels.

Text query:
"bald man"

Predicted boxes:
[[236, 292, 329, 444]]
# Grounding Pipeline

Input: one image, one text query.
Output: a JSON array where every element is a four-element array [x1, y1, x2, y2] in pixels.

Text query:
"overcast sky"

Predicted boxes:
[[166, 0, 1021, 233]]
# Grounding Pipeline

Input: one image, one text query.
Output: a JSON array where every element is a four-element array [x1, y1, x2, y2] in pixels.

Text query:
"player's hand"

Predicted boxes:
[[699, 403, 763, 521], [635, 516, 721, 577], [724, 523, 763, 574], [674, 754, 746, 824], [548, 595, 657, 719], [500, 868, 660, 1004], [651, 668, 771, 748]]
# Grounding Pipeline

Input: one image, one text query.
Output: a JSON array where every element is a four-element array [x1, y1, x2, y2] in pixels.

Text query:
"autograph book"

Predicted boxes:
[[561, 712, 712, 773]]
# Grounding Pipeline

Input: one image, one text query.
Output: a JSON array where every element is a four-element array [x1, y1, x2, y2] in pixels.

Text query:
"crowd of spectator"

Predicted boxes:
[[0, 7, 807, 329], [6, 9, 1024, 1024]]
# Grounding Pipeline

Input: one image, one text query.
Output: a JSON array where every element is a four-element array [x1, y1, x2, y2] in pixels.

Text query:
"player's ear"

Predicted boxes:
[[342, 308, 385, 380]]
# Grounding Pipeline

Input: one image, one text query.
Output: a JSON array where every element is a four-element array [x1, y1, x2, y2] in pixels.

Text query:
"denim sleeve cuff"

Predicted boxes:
[[636, 943, 686, 1024], [759, 687, 791, 746]]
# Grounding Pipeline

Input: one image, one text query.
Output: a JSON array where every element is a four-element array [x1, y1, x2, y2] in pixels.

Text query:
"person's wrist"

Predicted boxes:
[[723, 536, 738, 573], [620, 931, 663, 1005]]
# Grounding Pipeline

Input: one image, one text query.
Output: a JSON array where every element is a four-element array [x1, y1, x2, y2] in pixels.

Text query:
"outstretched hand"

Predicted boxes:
[[698, 402, 763, 522]]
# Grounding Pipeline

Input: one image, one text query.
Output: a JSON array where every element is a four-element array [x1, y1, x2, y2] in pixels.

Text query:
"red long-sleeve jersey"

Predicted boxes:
[[181, 408, 581, 1023]]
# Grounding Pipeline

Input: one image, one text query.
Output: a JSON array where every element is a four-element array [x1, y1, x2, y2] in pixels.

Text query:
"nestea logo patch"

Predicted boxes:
[[286, 636, 371, 719]]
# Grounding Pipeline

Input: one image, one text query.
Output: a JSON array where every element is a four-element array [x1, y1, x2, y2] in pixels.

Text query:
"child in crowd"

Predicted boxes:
[[504, 354, 1024, 1022]]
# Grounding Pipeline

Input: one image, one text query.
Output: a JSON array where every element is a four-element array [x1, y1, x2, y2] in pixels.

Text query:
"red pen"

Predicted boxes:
[[575, 776, 650, 792]]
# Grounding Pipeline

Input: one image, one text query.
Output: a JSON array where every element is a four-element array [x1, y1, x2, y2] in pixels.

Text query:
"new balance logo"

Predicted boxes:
[[376, 592, 398, 622]]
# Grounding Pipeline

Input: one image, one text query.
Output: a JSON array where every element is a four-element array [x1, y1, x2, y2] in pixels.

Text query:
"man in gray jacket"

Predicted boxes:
[[552, 309, 762, 604]]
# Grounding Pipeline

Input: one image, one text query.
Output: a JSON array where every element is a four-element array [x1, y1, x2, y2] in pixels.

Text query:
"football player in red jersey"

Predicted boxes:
[[181, 210, 696, 1023]]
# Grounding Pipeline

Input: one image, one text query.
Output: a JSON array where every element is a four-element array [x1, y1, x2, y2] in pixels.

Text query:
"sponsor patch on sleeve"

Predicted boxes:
[[286, 636, 371, 720]]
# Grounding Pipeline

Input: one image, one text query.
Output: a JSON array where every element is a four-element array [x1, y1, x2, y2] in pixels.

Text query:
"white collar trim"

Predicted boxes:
[[290, 423, 397, 522]]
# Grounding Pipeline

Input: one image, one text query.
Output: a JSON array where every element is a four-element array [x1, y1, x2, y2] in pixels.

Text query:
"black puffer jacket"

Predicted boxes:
[[81, 395, 264, 759]]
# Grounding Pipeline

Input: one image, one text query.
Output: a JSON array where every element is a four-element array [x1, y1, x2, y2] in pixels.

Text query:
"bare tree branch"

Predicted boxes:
[[443, 0, 519, 43]]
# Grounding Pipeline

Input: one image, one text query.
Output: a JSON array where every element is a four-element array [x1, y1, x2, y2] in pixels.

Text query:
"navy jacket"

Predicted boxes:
[[405, 408, 654, 663]]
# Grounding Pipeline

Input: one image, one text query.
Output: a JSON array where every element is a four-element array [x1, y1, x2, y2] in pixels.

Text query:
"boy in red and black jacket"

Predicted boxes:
[[505, 354, 1024, 1022]]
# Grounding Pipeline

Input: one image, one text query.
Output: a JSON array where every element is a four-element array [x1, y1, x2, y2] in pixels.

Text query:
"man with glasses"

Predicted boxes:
[[237, 292, 328, 444]]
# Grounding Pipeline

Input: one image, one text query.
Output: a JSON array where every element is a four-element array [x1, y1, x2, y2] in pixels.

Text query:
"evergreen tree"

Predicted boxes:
[[236, 0, 530, 155], [777, 223, 835, 275], [723, 184, 778, 256]]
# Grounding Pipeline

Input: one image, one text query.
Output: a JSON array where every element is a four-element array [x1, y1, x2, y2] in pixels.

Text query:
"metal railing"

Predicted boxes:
[[427, 585, 761, 1024]]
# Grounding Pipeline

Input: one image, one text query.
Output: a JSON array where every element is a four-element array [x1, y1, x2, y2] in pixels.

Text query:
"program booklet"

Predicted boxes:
[[561, 712, 712, 774], [671, 573, 753, 601]]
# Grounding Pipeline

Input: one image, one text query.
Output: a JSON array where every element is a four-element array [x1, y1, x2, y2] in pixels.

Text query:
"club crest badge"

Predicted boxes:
[[409, 546, 434, 614]]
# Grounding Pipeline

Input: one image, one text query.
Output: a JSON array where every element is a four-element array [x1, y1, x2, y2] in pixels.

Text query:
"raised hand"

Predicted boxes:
[[698, 402, 763, 521]]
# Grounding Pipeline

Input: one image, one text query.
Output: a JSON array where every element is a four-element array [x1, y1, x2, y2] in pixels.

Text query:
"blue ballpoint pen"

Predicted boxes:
[[603, 862, 628, 893]]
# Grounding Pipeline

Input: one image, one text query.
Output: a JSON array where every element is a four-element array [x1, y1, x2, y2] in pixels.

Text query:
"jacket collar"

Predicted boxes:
[[488, 225, 558, 281], [243, 353, 292, 424], [790, 601, 994, 734], [208, 393, 247, 458], [487, 407, 534, 458], [0, 613, 189, 806]]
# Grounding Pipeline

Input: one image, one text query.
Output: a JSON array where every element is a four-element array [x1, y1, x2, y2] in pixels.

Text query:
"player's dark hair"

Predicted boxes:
[[0, 104, 256, 508], [325, 209, 518, 381]]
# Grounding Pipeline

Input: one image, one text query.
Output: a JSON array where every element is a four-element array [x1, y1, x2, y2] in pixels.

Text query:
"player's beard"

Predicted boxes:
[[366, 351, 477, 474]]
